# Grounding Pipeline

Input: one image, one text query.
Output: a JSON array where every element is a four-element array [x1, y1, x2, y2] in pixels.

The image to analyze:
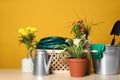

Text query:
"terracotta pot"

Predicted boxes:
[[67, 58, 88, 77]]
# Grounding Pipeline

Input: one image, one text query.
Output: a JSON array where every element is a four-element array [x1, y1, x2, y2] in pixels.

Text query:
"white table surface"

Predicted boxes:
[[0, 69, 120, 80]]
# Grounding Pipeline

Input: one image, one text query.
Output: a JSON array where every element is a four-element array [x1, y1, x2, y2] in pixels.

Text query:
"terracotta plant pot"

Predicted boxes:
[[67, 58, 88, 77]]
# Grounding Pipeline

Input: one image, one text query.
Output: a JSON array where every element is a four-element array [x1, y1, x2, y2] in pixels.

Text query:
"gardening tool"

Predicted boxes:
[[110, 20, 120, 45], [30, 49, 55, 76]]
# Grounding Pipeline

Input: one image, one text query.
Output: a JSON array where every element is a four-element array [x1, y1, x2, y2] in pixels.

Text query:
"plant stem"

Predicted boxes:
[[27, 49, 29, 59]]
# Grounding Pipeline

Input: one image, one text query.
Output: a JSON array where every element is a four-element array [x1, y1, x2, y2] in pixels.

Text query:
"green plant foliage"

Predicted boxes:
[[55, 35, 91, 59], [18, 26, 37, 57], [71, 19, 100, 39]]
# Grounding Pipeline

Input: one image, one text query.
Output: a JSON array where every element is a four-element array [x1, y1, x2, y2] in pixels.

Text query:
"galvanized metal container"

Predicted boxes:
[[118, 44, 120, 73], [93, 45, 120, 75]]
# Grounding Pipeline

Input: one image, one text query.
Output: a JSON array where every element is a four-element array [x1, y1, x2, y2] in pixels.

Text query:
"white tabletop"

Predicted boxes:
[[0, 69, 120, 80]]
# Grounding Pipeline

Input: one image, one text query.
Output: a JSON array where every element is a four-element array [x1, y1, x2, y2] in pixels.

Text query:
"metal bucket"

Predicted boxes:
[[118, 44, 120, 73], [93, 44, 120, 75]]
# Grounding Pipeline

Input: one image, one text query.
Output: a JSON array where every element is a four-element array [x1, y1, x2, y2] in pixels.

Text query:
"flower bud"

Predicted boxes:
[[26, 26, 31, 31], [31, 27, 37, 32], [77, 19, 83, 23], [80, 27, 85, 33]]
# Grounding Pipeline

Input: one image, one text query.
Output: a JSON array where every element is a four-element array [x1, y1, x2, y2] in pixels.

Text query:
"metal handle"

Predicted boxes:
[[46, 50, 55, 74]]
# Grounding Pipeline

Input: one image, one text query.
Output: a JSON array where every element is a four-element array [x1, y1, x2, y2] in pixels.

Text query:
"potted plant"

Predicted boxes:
[[55, 34, 94, 77], [70, 19, 101, 74], [71, 19, 99, 39], [18, 26, 37, 72]]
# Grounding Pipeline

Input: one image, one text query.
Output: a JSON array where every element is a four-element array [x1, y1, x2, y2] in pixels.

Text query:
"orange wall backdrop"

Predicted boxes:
[[0, 0, 120, 68]]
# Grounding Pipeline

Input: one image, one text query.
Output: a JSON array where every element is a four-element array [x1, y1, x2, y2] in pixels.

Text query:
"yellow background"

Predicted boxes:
[[0, 0, 120, 68]]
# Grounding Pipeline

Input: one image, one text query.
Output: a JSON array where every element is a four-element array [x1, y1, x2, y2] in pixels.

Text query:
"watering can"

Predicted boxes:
[[30, 49, 55, 76]]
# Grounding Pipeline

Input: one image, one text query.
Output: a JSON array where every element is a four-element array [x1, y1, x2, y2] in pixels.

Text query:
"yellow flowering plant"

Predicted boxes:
[[18, 26, 37, 58]]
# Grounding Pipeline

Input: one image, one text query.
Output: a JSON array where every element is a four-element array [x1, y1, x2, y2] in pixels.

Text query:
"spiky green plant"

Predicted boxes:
[[55, 35, 91, 59]]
